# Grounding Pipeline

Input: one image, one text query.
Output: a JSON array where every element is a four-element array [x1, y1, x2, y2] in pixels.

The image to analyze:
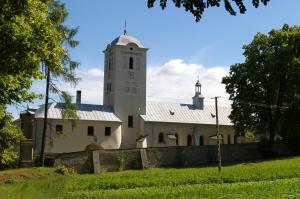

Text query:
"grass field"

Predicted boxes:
[[1, 156, 300, 198]]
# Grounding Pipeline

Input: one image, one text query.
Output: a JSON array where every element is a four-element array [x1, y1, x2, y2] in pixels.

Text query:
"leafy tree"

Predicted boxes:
[[222, 24, 300, 143], [0, 106, 23, 169], [0, 0, 79, 166], [0, 0, 78, 106], [147, 0, 270, 22]]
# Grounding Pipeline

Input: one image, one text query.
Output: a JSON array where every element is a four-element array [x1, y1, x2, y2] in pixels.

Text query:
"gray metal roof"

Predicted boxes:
[[141, 101, 233, 126], [110, 35, 144, 48], [34, 103, 121, 122]]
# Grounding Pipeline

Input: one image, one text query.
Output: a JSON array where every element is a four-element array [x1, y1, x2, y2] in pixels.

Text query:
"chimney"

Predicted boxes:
[[76, 90, 81, 104]]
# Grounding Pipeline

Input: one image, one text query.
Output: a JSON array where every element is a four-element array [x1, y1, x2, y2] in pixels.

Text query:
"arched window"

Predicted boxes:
[[158, 132, 164, 143], [175, 133, 179, 145], [129, 57, 133, 69]]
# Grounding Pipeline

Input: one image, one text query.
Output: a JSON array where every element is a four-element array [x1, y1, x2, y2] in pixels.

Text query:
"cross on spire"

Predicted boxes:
[[124, 20, 127, 35]]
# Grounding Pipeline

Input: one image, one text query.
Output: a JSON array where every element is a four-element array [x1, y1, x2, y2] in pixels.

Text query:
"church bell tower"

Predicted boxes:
[[192, 79, 204, 110], [103, 30, 148, 148]]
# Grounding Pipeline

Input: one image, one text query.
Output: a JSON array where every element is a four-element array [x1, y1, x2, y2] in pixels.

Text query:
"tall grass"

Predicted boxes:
[[1, 156, 300, 199]]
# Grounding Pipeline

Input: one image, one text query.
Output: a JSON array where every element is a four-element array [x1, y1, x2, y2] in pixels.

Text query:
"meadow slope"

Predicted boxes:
[[1, 156, 300, 198]]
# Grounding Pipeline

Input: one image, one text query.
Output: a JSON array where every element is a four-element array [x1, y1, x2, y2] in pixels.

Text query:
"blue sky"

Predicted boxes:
[[8, 0, 300, 118]]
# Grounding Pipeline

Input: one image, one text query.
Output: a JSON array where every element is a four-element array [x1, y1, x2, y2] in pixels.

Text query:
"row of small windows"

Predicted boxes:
[[55, 125, 111, 136], [157, 133, 235, 146], [158, 133, 179, 145], [158, 132, 204, 146]]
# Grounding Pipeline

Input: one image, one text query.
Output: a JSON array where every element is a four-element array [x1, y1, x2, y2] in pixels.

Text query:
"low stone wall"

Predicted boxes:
[[53, 142, 293, 173], [53, 151, 92, 173]]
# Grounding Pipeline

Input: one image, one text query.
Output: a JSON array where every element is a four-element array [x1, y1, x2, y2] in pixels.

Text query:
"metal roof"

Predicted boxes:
[[34, 103, 121, 122], [140, 101, 233, 126], [110, 35, 144, 48]]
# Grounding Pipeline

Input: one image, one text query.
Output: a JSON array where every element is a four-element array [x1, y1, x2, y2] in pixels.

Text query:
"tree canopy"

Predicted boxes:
[[0, 106, 23, 168], [0, 0, 79, 167], [147, 0, 270, 22], [222, 24, 300, 143], [0, 0, 79, 106]]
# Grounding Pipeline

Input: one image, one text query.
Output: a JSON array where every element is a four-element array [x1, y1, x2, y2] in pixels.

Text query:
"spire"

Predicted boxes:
[[193, 77, 204, 109], [124, 20, 127, 35]]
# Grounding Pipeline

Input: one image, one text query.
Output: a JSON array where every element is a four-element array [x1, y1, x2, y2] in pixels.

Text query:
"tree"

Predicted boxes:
[[0, 0, 78, 106], [147, 0, 270, 22], [0, 0, 79, 166], [0, 106, 23, 169], [222, 24, 300, 143]]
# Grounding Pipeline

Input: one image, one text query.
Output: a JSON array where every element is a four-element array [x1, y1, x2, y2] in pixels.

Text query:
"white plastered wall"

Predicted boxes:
[[142, 121, 235, 147], [34, 118, 122, 153]]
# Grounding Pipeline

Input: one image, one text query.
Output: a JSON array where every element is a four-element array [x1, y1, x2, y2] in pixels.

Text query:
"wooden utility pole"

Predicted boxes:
[[40, 68, 50, 166], [214, 96, 222, 172]]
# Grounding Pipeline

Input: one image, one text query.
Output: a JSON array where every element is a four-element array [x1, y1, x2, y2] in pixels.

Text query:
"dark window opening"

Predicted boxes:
[[175, 133, 179, 145], [199, 136, 204, 146], [128, 115, 133, 128], [129, 57, 133, 69], [234, 135, 238, 144], [159, 132, 164, 143], [106, 83, 111, 92], [227, 135, 231, 144], [87, 126, 94, 136], [105, 127, 111, 136], [130, 47, 133, 51], [106, 83, 109, 92], [56, 125, 63, 134], [187, 134, 192, 146]]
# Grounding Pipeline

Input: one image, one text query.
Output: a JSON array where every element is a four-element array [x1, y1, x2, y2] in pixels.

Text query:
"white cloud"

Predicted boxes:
[[83, 68, 103, 78], [28, 60, 230, 107], [56, 68, 104, 104], [147, 59, 230, 105]]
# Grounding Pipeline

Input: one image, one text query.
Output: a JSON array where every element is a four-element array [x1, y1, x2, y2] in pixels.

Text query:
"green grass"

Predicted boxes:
[[1, 156, 300, 198]]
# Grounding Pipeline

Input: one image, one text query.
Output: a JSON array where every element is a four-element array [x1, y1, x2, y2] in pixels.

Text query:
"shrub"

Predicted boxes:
[[116, 154, 124, 171], [55, 165, 76, 175], [85, 143, 103, 151]]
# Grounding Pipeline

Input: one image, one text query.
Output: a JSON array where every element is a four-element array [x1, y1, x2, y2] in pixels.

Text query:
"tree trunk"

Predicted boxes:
[[269, 107, 275, 143], [40, 68, 50, 166]]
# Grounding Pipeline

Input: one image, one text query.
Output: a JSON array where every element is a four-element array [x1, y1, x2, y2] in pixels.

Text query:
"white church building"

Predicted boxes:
[[21, 33, 235, 153]]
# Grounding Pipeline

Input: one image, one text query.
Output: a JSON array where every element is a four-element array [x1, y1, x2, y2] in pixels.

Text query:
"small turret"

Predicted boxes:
[[192, 79, 204, 109]]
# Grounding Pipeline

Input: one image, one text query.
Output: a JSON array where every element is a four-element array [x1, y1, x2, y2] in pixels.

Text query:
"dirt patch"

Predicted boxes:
[[0, 168, 55, 184]]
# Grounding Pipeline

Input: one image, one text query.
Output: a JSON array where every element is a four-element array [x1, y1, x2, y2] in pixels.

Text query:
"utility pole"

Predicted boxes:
[[40, 67, 50, 166], [214, 96, 222, 172]]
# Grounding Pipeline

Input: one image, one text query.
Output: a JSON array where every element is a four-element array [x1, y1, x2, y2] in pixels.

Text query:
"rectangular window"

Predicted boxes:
[[87, 126, 94, 136], [129, 57, 133, 69], [128, 115, 133, 128], [105, 127, 111, 136], [56, 125, 63, 134], [199, 136, 204, 146]]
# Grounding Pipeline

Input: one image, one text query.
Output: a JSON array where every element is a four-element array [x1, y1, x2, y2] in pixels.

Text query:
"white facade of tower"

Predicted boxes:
[[103, 34, 148, 148]]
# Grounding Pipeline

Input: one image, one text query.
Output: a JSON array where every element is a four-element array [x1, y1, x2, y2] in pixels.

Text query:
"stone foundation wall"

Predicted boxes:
[[53, 142, 293, 173]]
